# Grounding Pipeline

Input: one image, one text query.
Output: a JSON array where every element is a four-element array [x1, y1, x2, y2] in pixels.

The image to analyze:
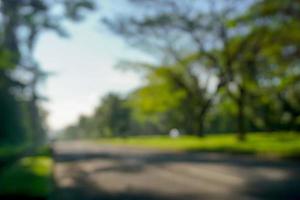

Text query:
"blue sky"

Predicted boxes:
[[34, 1, 146, 131]]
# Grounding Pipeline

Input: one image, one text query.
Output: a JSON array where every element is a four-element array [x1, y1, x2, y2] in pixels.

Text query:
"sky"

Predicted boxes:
[[34, 1, 146, 131]]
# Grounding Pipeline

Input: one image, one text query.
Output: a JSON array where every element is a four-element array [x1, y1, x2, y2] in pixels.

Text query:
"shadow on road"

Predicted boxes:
[[53, 144, 300, 200]]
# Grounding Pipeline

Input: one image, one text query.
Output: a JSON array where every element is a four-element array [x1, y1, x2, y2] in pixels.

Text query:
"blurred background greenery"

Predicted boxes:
[[0, 0, 299, 199], [64, 0, 300, 141]]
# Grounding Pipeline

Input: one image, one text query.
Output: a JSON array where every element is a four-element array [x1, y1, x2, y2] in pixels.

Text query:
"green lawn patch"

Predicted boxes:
[[0, 148, 53, 198], [97, 132, 300, 159]]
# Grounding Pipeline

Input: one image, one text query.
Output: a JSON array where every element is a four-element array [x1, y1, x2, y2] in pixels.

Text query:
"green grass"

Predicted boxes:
[[98, 132, 300, 159], [0, 147, 53, 198]]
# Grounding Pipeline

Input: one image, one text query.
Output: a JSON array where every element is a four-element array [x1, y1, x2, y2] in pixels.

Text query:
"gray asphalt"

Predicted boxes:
[[52, 141, 300, 200]]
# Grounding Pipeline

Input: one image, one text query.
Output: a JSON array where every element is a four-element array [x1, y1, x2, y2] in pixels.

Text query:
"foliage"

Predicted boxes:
[[0, 145, 53, 197], [63, 93, 135, 138], [0, 155, 53, 197], [63, 0, 300, 141], [99, 0, 300, 140]]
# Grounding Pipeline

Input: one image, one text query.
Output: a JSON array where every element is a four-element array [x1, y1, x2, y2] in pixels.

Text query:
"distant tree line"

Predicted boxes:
[[64, 0, 300, 141]]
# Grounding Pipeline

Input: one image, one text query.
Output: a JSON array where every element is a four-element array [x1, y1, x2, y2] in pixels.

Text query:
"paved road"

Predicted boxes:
[[52, 141, 300, 200]]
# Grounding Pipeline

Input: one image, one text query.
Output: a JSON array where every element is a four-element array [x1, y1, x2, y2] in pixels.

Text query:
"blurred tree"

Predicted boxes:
[[94, 93, 132, 137], [127, 61, 215, 136], [63, 93, 133, 138], [62, 0, 300, 140], [0, 0, 96, 145], [103, 0, 300, 140], [103, 0, 256, 140], [235, 0, 300, 131]]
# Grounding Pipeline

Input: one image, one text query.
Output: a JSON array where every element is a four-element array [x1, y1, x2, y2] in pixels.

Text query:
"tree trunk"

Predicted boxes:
[[237, 87, 246, 141], [29, 96, 45, 146], [195, 98, 213, 137], [196, 117, 205, 137]]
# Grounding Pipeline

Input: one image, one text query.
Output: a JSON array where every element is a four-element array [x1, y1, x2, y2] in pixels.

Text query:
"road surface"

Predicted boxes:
[[52, 141, 300, 200]]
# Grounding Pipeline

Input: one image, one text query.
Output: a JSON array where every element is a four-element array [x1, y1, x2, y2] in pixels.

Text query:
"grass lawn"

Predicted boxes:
[[0, 147, 53, 198], [98, 132, 300, 159]]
